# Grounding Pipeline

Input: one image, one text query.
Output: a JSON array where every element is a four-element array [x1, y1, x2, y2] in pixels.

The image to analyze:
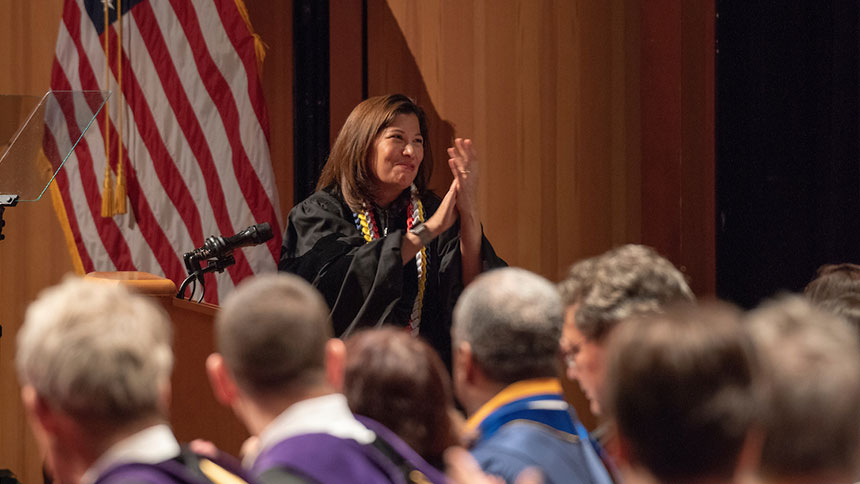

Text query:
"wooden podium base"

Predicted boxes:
[[85, 271, 248, 455]]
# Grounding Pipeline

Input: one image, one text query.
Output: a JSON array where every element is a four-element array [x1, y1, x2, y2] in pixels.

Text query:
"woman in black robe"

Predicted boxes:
[[279, 94, 505, 363]]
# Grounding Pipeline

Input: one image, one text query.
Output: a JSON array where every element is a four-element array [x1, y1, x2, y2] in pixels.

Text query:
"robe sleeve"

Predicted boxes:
[[435, 220, 507, 322], [278, 192, 409, 336]]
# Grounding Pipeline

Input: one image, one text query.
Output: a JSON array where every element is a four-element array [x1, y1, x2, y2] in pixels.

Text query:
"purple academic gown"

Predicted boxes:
[[250, 415, 446, 484], [94, 451, 252, 484]]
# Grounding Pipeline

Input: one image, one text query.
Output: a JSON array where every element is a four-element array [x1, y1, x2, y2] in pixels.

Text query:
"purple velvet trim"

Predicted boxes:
[[95, 459, 197, 484], [95, 453, 252, 484], [355, 415, 446, 483], [251, 416, 445, 483], [252, 433, 394, 483]]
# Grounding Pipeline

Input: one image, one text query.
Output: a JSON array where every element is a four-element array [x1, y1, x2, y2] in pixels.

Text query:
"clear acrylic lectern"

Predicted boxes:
[[0, 90, 109, 241]]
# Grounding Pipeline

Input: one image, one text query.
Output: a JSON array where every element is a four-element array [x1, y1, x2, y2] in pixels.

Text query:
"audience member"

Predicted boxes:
[[746, 295, 860, 484], [15, 277, 245, 484], [452, 267, 612, 484], [559, 244, 694, 417], [343, 328, 458, 470], [804, 262, 860, 328], [206, 273, 445, 484], [445, 447, 542, 484], [604, 303, 760, 484], [557, 255, 597, 381]]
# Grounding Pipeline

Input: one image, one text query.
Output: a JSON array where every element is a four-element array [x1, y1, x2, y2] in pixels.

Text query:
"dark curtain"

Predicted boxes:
[[716, 0, 860, 308], [293, 0, 330, 203]]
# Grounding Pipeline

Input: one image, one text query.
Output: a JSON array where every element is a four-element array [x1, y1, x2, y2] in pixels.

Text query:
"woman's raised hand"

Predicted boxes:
[[424, 178, 460, 236], [447, 138, 480, 219]]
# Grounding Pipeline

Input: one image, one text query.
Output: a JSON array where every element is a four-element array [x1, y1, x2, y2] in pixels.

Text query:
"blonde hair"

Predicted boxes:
[[16, 277, 173, 422]]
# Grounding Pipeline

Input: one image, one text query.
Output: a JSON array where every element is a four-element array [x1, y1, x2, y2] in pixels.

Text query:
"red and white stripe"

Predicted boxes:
[[49, 0, 281, 303]]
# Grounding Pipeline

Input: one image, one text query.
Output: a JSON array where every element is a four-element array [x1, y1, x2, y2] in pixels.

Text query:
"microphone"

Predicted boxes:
[[185, 222, 273, 263]]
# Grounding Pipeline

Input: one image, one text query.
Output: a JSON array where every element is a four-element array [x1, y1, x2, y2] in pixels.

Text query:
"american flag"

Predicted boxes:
[[47, 0, 282, 303]]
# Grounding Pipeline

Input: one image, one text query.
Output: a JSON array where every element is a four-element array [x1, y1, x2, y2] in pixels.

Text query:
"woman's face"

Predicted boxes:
[[369, 113, 424, 200]]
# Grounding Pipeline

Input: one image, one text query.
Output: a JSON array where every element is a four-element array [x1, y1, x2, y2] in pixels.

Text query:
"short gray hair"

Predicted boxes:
[[16, 277, 173, 422], [452, 268, 562, 384], [216, 273, 332, 397], [576, 244, 694, 340], [746, 295, 860, 478]]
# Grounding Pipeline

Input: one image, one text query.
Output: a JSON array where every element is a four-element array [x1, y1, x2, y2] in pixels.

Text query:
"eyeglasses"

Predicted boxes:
[[562, 338, 585, 370]]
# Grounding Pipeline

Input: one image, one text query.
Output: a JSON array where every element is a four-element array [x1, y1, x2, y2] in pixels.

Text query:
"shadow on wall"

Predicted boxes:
[[367, 0, 456, 197]]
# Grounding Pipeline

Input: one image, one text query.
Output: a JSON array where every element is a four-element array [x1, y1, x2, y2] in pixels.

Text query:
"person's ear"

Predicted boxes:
[[455, 341, 477, 383], [613, 431, 634, 468], [735, 426, 764, 482], [157, 377, 172, 416], [206, 353, 239, 406], [21, 385, 57, 435], [325, 338, 347, 392]]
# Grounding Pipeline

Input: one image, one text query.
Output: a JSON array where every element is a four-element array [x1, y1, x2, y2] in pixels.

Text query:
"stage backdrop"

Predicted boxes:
[[0, 0, 714, 480]]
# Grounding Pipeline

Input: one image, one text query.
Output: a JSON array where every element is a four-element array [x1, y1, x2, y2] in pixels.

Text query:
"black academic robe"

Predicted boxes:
[[278, 187, 506, 365]]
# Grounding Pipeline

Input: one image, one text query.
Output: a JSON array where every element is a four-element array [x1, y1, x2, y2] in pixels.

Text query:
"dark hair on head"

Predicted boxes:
[[316, 94, 432, 210], [215, 274, 332, 398], [605, 302, 759, 483], [343, 328, 456, 467], [804, 263, 860, 328]]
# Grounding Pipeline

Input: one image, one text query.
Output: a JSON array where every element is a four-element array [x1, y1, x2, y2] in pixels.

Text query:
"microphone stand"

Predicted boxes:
[[0, 194, 17, 339], [176, 252, 235, 302], [0, 194, 19, 242]]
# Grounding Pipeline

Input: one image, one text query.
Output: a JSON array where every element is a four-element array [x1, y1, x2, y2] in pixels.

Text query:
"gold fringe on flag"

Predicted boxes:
[[233, 0, 268, 74], [101, 0, 113, 217], [101, 0, 127, 216], [114, 0, 127, 214]]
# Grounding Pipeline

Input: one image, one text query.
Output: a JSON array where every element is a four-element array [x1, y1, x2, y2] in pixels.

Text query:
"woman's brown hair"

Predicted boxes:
[[343, 327, 456, 468], [315, 94, 432, 210]]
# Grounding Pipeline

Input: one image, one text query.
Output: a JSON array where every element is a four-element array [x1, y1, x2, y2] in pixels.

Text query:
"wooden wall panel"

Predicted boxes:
[[368, 0, 643, 282], [640, 0, 716, 295], [0, 2, 70, 481]]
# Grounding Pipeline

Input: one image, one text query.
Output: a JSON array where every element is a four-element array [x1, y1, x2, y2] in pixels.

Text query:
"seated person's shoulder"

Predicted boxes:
[[472, 422, 596, 484]]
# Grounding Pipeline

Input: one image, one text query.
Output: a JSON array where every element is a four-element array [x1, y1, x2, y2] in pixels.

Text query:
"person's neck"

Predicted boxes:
[[242, 384, 336, 436], [374, 186, 406, 209], [463, 380, 508, 418], [57, 415, 164, 484]]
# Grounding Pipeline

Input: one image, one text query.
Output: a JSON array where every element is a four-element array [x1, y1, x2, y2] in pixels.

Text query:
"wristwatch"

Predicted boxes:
[[409, 223, 435, 246]]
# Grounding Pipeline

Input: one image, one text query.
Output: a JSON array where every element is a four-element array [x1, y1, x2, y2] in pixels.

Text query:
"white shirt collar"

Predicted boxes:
[[248, 393, 375, 466], [80, 424, 181, 484]]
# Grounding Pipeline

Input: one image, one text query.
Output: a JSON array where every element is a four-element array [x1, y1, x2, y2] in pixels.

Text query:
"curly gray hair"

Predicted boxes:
[[574, 244, 694, 340]]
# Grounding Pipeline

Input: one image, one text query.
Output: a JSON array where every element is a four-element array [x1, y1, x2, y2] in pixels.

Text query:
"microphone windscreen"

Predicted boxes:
[[254, 222, 273, 243]]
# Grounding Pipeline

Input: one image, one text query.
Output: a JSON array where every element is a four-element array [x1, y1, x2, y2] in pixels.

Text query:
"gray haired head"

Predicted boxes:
[[452, 268, 562, 384], [16, 277, 173, 423]]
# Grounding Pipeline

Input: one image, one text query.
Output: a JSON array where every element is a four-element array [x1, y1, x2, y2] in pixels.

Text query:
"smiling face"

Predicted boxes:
[[369, 113, 424, 205]]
